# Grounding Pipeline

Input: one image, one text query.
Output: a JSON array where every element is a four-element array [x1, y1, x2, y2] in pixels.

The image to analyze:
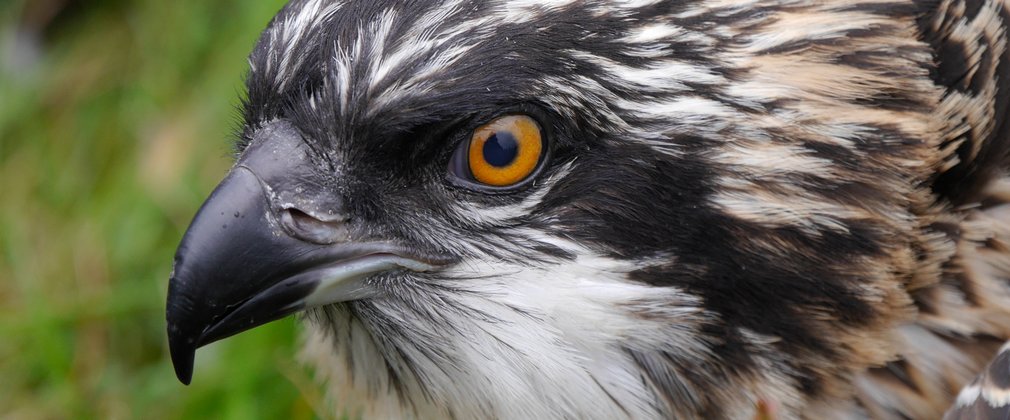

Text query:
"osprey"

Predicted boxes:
[[166, 0, 1010, 418]]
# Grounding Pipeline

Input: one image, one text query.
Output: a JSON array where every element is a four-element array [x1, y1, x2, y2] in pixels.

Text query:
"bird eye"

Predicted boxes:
[[448, 114, 544, 189]]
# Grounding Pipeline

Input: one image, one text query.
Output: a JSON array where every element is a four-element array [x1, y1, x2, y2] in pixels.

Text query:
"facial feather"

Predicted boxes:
[[218, 0, 1010, 418]]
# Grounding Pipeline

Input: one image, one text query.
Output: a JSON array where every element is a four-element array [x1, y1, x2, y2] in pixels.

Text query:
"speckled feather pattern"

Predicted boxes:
[[230, 0, 1010, 418]]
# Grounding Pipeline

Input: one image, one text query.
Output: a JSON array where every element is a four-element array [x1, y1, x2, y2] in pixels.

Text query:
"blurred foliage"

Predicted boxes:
[[0, 0, 328, 418]]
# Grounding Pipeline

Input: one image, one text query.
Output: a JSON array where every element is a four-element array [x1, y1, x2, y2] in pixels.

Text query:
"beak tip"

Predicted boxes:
[[176, 370, 193, 386], [168, 323, 196, 385], [170, 342, 195, 385]]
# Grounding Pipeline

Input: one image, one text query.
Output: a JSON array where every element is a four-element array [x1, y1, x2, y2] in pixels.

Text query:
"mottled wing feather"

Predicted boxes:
[[946, 343, 1010, 419], [924, 0, 1010, 206], [856, 0, 1010, 418]]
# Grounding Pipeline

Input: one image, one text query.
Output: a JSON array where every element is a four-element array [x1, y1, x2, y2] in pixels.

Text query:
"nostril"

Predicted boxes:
[[279, 207, 351, 244]]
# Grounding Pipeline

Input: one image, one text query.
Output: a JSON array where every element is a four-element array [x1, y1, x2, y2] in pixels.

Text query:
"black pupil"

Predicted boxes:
[[482, 131, 519, 167]]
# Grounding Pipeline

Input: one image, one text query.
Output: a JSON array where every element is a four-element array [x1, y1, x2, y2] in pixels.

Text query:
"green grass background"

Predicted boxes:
[[0, 1, 329, 418]]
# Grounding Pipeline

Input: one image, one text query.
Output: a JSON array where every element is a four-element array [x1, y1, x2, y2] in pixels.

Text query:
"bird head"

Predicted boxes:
[[166, 0, 927, 416]]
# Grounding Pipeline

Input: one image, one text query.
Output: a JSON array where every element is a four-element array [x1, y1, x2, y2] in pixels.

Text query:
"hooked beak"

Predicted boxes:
[[165, 122, 451, 385]]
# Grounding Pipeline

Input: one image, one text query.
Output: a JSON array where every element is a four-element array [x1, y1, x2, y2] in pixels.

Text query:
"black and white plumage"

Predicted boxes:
[[164, 0, 1010, 418], [948, 343, 1010, 419]]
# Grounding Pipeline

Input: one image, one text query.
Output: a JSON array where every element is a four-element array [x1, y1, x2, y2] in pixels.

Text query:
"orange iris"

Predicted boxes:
[[468, 115, 543, 187]]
